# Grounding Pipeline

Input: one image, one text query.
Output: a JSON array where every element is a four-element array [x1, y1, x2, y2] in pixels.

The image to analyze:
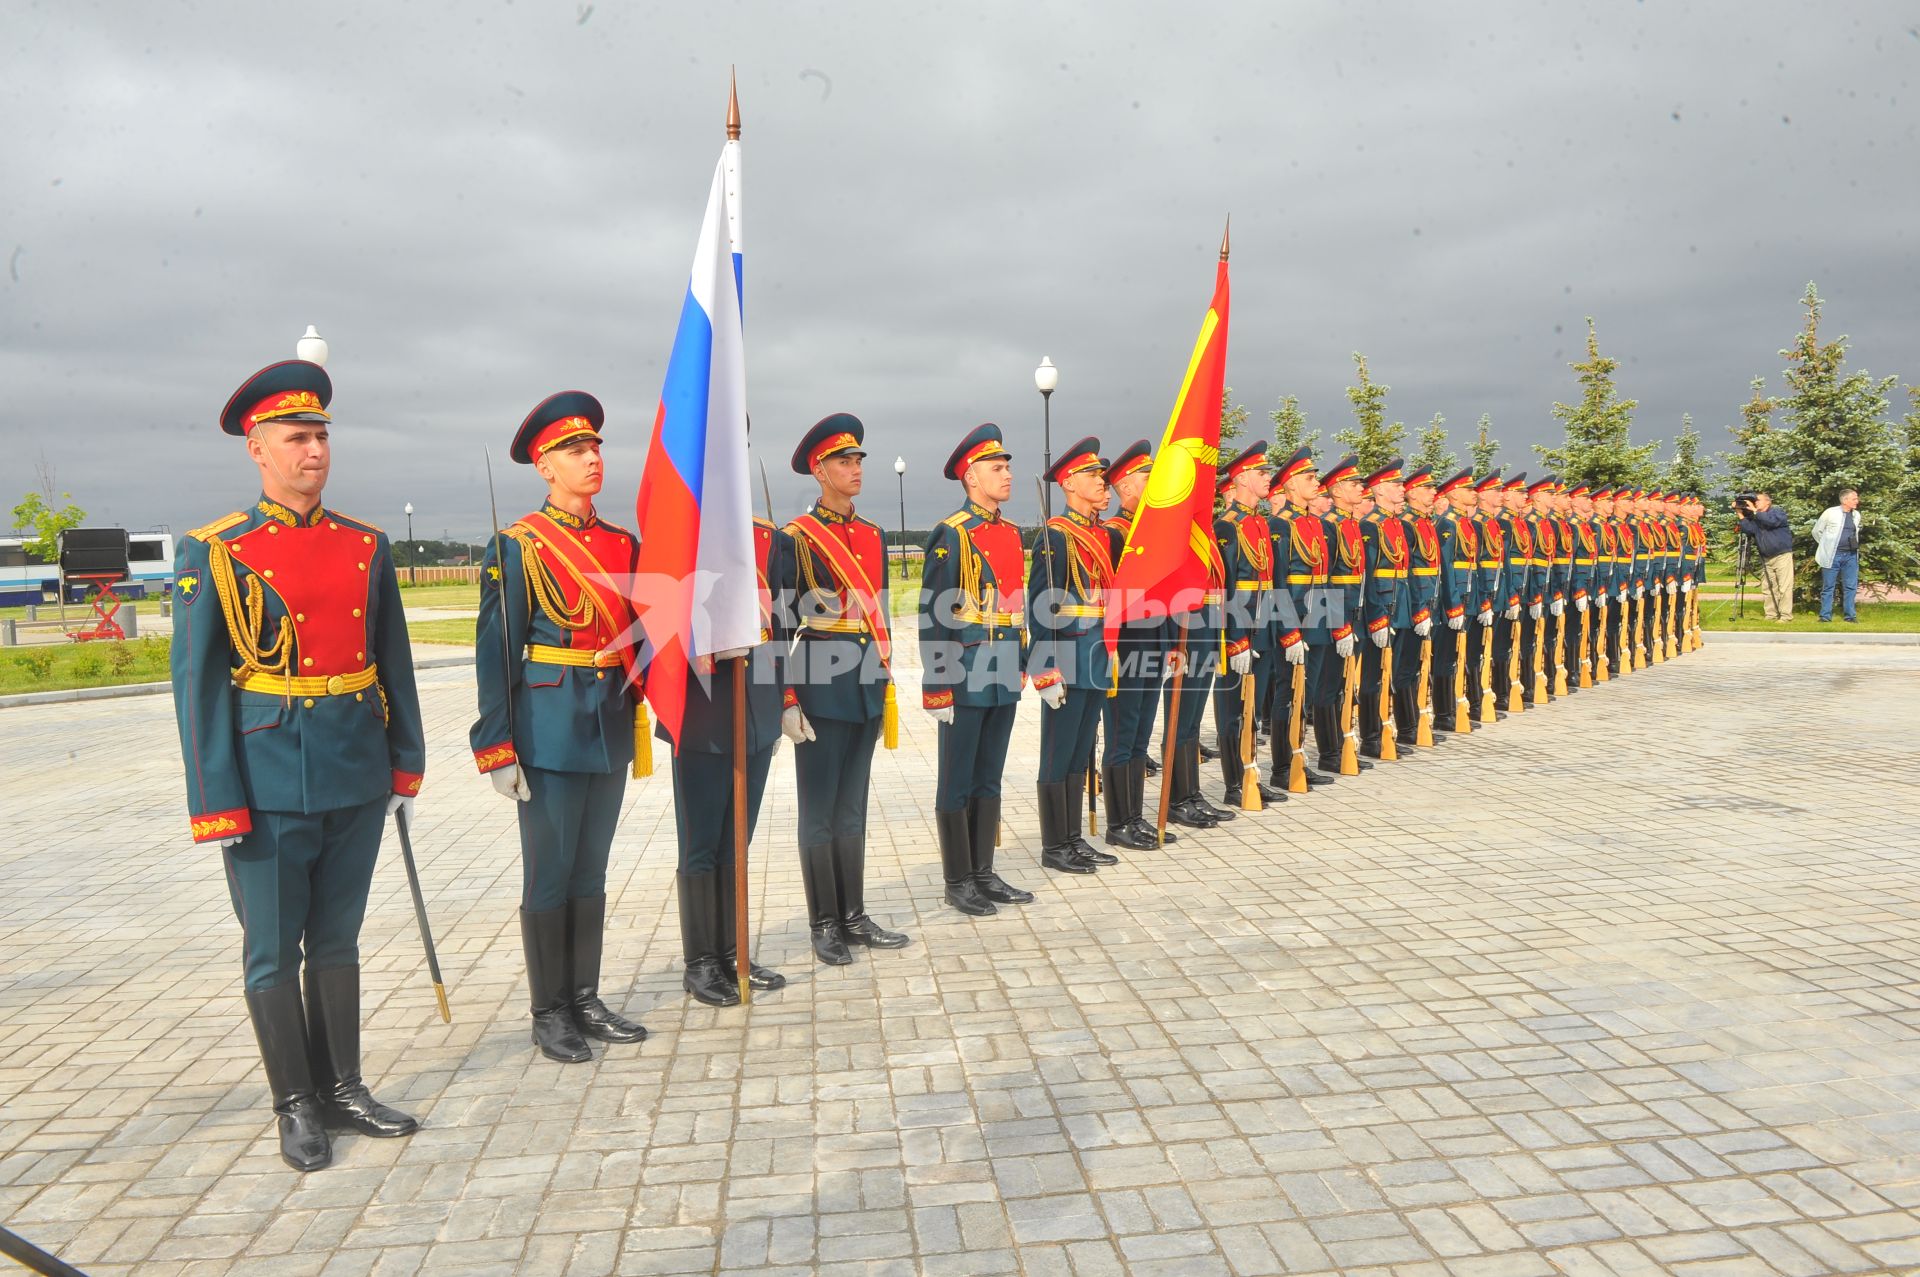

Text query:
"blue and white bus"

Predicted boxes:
[[0, 531, 176, 606]]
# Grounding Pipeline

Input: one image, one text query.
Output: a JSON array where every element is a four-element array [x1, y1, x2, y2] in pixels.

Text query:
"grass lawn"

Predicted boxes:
[[1698, 599, 1920, 633], [397, 583, 482, 609], [0, 637, 173, 694], [409, 619, 477, 645]]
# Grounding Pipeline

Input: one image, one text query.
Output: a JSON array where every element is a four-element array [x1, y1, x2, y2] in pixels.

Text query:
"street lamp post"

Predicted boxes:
[[893, 457, 908, 578], [404, 502, 416, 586], [1034, 356, 1058, 523]]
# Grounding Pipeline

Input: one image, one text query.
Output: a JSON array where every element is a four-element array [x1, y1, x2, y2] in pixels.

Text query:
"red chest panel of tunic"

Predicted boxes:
[[1510, 520, 1533, 556], [1456, 517, 1478, 557], [1535, 519, 1556, 558], [224, 519, 377, 676], [1237, 512, 1273, 584], [973, 519, 1026, 612], [1480, 518, 1504, 559], [525, 521, 636, 651], [1412, 516, 1440, 563], [1378, 517, 1410, 568], [1335, 517, 1365, 571], [1291, 516, 1330, 578]]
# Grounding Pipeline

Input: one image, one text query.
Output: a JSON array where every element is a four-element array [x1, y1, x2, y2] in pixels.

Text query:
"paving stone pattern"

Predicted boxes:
[[2, 642, 1918, 1275]]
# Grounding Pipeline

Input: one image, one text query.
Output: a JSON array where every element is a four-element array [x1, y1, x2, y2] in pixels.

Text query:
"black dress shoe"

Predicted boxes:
[[683, 956, 739, 1006], [522, 907, 592, 1063], [573, 996, 647, 1044], [563, 897, 646, 1044], [811, 923, 854, 966], [977, 873, 1034, 905], [1105, 821, 1160, 851], [727, 958, 786, 991], [303, 965, 421, 1137], [1198, 741, 1218, 761], [1042, 845, 1097, 874], [1169, 799, 1219, 829], [843, 916, 910, 949], [1143, 755, 1160, 775], [945, 882, 997, 916]]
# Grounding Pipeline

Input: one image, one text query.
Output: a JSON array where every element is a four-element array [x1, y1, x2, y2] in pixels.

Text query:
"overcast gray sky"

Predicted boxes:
[[5, 1, 1917, 542]]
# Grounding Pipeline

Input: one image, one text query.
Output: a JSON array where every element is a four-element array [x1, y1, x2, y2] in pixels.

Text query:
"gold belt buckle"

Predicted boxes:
[[325, 675, 346, 696]]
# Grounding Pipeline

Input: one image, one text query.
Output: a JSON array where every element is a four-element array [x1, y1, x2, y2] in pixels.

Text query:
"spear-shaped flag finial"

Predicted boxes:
[[1220, 215, 1231, 263], [726, 66, 741, 140]]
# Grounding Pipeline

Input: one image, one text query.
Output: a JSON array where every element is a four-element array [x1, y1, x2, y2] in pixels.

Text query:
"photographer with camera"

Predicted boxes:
[[1734, 492, 1794, 621]]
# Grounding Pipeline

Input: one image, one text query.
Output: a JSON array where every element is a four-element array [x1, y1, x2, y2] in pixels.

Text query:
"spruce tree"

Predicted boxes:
[[1336, 353, 1405, 472], [1269, 394, 1318, 460], [1412, 412, 1457, 475], [1539, 318, 1658, 488], [1469, 414, 1501, 476], [1662, 414, 1708, 496]]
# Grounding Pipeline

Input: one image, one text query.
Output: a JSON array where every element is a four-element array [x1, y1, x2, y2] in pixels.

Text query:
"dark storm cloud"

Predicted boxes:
[[4, 2, 1916, 540]]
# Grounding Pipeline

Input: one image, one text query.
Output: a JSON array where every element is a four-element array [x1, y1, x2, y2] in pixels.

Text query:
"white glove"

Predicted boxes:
[[1228, 649, 1252, 676], [1284, 641, 1306, 666], [926, 705, 954, 725], [1504, 604, 1520, 621], [1667, 580, 1679, 596], [1634, 585, 1645, 600], [219, 835, 245, 849], [1576, 596, 1589, 614], [488, 764, 532, 802], [1681, 578, 1694, 594], [1038, 681, 1067, 709], [1415, 618, 1433, 637], [1528, 603, 1544, 620], [1550, 599, 1565, 618], [1335, 634, 1356, 659], [780, 705, 816, 744], [1447, 615, 1465, 632], [386, 793, 417, 825], [1478, 610, 1494, 628], [1370, 628, 1390, 650], [1618, 587, 1628, 605]]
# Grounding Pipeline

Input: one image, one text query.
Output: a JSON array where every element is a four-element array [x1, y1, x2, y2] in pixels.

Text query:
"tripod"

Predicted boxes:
[[1733, 533, 1753, 621]]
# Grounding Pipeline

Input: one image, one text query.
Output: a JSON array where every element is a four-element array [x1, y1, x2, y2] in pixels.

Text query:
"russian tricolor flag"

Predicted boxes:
[[633, 126, 759, 747]]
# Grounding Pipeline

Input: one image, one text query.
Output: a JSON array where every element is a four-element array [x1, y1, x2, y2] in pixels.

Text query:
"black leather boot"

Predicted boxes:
[[938, 808, 994, 916], [800, 842, 852, 965], [970, 795, 1032, 904], [1313, 705, 1341, 773], [718, 868, 785, 992], [1143, 753, 1159, 776], [1126, 758, 1176, 844], [1065, 773, 1116, 864], [1104, 764, 1158, 850], [245, 982, 331, 1172], [1189, 740, 1237, 821], [1039, 781, 1096, 874], [833, 834, 907, 950], [522, 906, 591, 1061], [304, 965, 418, 1138], [1394, 687, 1420, 746], [1167, 740, 1219, 828], [678, 872, 738, 1006], [566, 896, 646, 1043]]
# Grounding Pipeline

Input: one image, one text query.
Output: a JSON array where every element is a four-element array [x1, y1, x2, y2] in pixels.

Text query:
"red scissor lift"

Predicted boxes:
[[60, 528, 131, 642]]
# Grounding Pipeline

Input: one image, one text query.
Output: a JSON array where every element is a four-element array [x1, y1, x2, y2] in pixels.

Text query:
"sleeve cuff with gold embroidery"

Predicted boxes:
[[923, 688, 954, 711], [1332, 623, 1353, 641], [392, 770, 425, 796], [1280, 630, 1303, 649], [1224, 636, 1251, 658], [782, 687, 798, 709], [191, 807, 252, 844], [1032, 668, 1064, 690], [1366, 615, 1390, 634], [1445, 605, 1464, 619], [1413, 608, 1432, 625], [473, 743, 517, 774]]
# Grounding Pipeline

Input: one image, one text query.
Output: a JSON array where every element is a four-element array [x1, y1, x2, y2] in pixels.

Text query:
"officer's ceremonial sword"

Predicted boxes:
[[393, 807, 451, 1022]]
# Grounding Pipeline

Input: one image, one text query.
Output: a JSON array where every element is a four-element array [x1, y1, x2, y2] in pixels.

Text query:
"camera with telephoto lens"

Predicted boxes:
[[1732, 493, 1758, 514]]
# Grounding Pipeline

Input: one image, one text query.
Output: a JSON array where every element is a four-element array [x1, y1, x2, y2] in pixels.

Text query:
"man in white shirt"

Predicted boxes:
[[1811, 490, 1863, 623]]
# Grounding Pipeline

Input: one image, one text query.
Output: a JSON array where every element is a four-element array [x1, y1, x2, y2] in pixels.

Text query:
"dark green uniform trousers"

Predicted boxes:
[[222, 796, 385, 993]]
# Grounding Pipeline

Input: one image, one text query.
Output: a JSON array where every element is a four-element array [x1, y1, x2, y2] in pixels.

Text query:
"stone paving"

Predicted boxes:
[[2, 641, 1919, 1276]]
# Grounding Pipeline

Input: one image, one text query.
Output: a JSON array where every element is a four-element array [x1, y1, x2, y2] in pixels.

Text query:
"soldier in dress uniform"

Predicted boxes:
[[1494, 473, 1535, 711], [777, 414, 911, 966], [1528, 472, 1559, 702], [1589, 488, 1619, 679], [1264, 446, 1331, 789], [1099, 441, 1174, 848], [1030, 436, 1122, 872], [1430, 468, 1480, 734], [1617, 489, 1646, 671], [1158, 477, 1235, 829], [1630, 490, 1656, 664], [1214, 442, 1283, 806], [1467, 471, 1508, 723], [1545, 479, 1576, 694], [1357, 459, 1412, 759], [1400, 466, 1443, 746], [921, 423, 1037, 915], [171, 359, 424, 1171], [664, 511, 793, 1005], [1315, 455, 1369, 774], [471, 392, 649, 1063], [1564, 482, 1599, 685]]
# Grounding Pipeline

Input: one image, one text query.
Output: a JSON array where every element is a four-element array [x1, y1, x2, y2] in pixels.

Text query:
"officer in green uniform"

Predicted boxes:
[[1357, 458, 1411, 759], [1314, 456, 1367, 773], [1159, 482, 1234, 829], [171, 359, 424, 1172], [471, 392, 648, 1062], [1032, 436, 1121, 872], [665, 518, 793, 1005], [1400, 466, 1443, 746], [1214, 442, 1283, 806], [1494, 473, 1534, 712], [1099, 441, 1173, 848], [1429, 469, 1475, 733], [1526, 475, 1559, 703], [1589, 487, 1618, 679], [1264, 446, 1331, 789], [1470, 472, 1510, 722], [921, 423, 1036, 915], [778, 414, 911, 965], [1563, 482, 1598, 685]]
